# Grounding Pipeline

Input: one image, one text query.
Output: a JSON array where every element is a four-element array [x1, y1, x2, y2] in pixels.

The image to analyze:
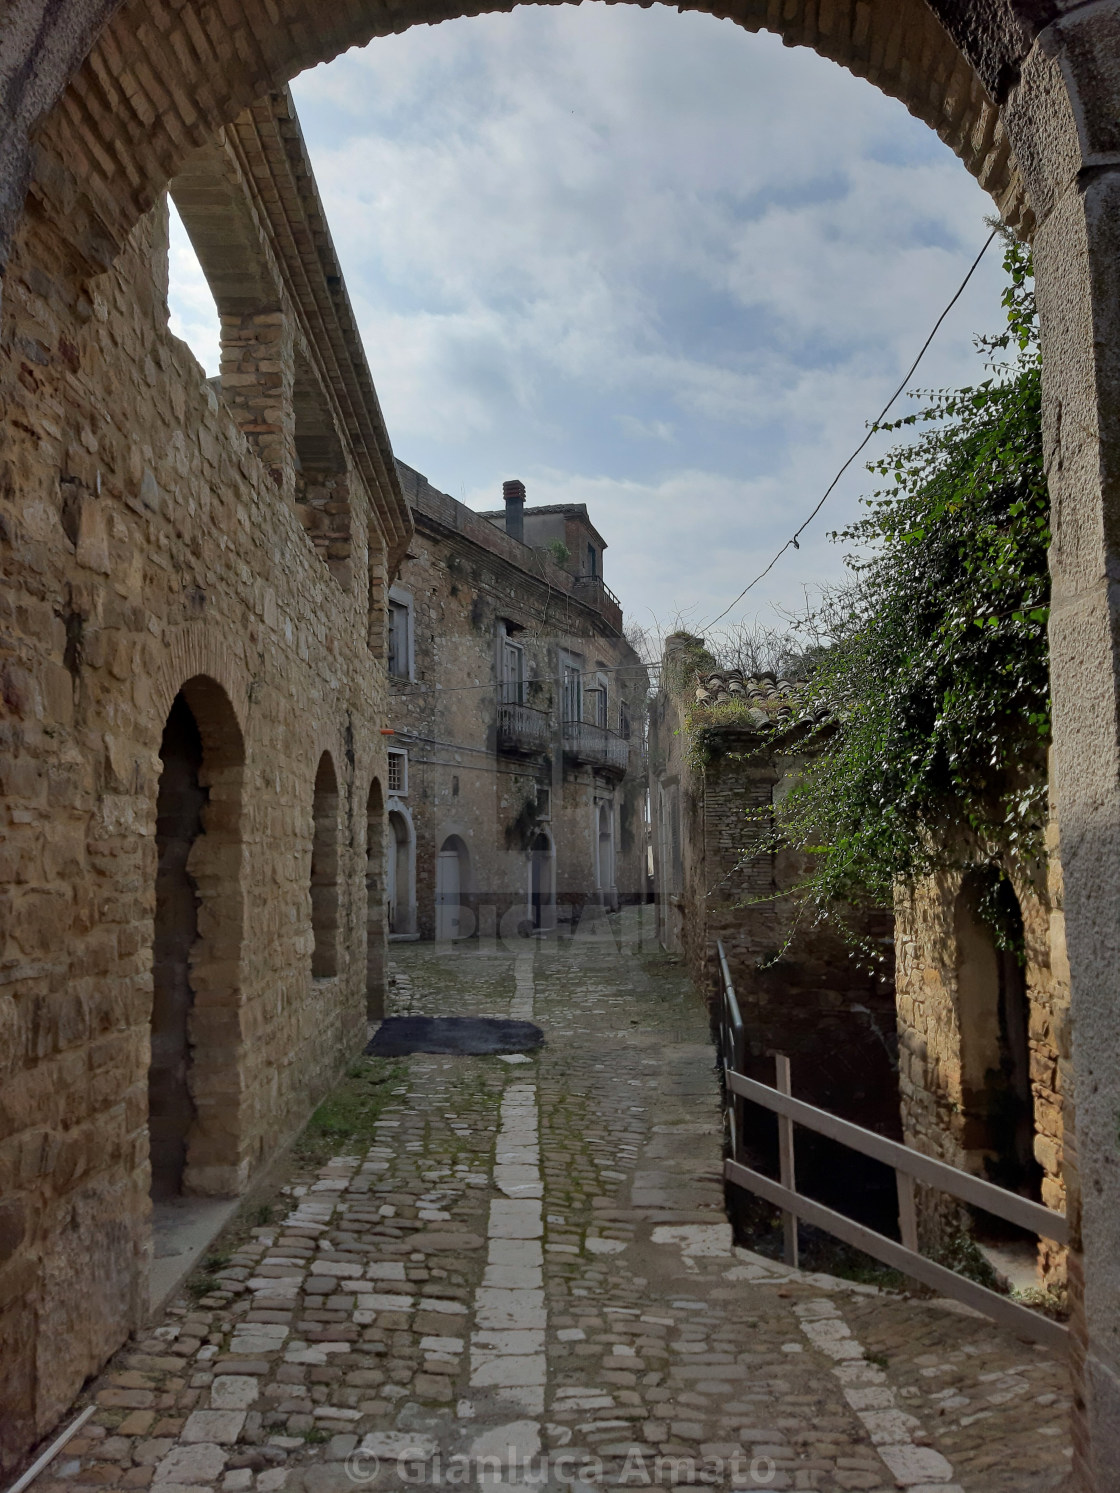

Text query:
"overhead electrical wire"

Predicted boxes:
[[697, 225, 1001, 634], [386, 658, 660, 699]]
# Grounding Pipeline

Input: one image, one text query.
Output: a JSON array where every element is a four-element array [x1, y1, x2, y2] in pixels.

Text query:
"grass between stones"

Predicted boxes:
[[291, 1055, 406, 1168]]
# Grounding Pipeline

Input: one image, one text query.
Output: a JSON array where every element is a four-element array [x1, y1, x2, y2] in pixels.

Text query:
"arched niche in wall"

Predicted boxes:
[[150, 674, 246, 1200], [311, 752, 340, 979]]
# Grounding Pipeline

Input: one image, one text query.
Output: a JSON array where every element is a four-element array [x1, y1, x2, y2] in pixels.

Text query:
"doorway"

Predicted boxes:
[[387, 808, 415, 934], [366, 778, 385, 1018], [955, 870, 1042, 1201], [530, 831, 555, 931], [436, 835, 471, 941], [150, 694, 206, 1200], [148, 675, 245, 1211]]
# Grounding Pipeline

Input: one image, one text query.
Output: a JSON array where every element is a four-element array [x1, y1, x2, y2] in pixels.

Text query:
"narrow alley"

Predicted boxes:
[[49, 913, 1070, 1492]]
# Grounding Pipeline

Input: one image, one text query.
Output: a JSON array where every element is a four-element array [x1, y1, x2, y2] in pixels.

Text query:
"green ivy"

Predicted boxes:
[[773, 238, 1048, 925]]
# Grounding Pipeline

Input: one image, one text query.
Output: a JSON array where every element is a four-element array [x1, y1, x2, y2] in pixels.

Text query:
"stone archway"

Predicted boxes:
[[311, 752, 340, 980], [366, 777, 386, 1019], [151, 674, 246, 1199], [4, 0, 1026, 308], [7, 3, 1120, 1484]]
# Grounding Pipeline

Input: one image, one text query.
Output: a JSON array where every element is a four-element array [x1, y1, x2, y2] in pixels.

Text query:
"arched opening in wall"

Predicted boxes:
[[436, 835, 471, 942], [165, 196, 220, 377], [530, 831, 555, 932], [387, 808, 415, 936], [294, 351, 352, 588], [311, 752, 340, 979], [150, 677, 245, 1204], [366, 778, 386, 1018], [955, 870, 1043, 1207]]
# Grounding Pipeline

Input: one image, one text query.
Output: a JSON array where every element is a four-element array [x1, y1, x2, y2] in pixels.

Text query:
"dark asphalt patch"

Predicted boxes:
[[365, 1015, 544, 1057]]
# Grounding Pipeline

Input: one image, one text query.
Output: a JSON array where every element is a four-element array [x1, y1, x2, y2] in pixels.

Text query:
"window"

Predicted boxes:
[[587, 543, 598, 578], [619, 699, 631, 740], [536, 784, 551, 821], [387, 589, 413, 679], [501, 635, 525, 705], [586, 673, 608, 727], [561, 655, 583, 723], [387, 749, 407, 796]]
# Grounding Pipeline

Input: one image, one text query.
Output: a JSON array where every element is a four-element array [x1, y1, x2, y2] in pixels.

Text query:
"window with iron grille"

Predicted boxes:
[[387, 749, 407, 795]]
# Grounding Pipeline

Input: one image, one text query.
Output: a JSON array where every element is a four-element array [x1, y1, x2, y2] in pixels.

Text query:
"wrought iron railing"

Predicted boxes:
[[562, 719, 630, 773], [497, 702, 552, 754]]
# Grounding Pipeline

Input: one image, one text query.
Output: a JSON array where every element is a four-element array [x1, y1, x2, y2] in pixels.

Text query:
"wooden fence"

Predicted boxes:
[[715, 940, 1069, 1352]]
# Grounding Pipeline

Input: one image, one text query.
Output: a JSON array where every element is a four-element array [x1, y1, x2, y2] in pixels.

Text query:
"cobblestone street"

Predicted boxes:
[[45, 910, 1071, 1492]]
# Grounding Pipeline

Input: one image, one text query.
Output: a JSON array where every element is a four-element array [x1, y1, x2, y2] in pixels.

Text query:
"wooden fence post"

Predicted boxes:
[[775, 1054, 799, 1269], [896, 1170, 919, 1254]]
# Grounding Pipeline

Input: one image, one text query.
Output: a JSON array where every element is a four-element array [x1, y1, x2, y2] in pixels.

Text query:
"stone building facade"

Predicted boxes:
[[0, 92, 409, 1464], [386, 468, 648, 943], [893, 784, 1071, 1287], [648, 640, 900, 1175], [16, 2, 1120, 1482]]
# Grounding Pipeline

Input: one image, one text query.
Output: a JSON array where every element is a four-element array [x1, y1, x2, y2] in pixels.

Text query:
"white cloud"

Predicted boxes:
[[166, 199, 221, 376], [275, 6, 1013, 635]]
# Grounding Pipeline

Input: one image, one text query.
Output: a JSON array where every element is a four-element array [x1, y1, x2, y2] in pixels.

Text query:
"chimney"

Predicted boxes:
[[503, 479, 526, 544]]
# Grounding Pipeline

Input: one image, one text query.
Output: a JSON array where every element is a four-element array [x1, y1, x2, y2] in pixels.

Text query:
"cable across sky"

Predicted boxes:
[[697, 225, 1001, 634]]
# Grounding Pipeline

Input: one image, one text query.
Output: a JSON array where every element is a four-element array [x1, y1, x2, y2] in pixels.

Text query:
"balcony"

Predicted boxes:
[[562, 719, 630, 777], [497, 702, 552, 756], [572, 574, 623, 633]]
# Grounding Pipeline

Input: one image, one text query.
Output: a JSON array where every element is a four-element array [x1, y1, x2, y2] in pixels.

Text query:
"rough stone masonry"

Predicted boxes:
[[0, 90, 409, 1464]]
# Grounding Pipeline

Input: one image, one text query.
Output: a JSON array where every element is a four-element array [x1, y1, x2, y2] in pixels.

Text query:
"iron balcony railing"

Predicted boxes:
[[562, 718, 630, 775], [573, 573, 621, 610], [497, 702, 552, 755]]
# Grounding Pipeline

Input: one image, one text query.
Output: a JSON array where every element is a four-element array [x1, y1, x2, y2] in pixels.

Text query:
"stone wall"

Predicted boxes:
[[893, 796, 1070, 1286], [0, 104, 407, 1463], [387, 465, 648, 943], [648, 668, 899, 1172]]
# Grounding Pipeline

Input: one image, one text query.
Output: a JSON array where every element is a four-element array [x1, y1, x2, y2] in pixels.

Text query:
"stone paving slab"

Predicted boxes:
[[31, 909, 1070, 1492]]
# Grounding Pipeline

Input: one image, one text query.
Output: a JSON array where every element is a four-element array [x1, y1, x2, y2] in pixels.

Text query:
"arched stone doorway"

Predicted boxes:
[[387, 807, 416, 935], [366, 777, 386, 1019], [11, 2, 1120, 1481], [530, 830, 555, 932], [954, 871, 1042, 1202], [436, 834, 471, 941], [595, 801, 615, 907], [150, 676, 245, 1200], [310, 752, 340, 979]]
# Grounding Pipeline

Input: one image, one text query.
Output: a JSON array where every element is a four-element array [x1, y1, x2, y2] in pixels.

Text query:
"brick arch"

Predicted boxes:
[[28, 0, 1026, 298], [152, 625, 252, 750], [153, 672, 249, 1196]]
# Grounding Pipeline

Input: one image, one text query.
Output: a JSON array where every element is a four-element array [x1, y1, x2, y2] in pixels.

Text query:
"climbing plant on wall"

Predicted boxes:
[[773, 237, 1048, 922]]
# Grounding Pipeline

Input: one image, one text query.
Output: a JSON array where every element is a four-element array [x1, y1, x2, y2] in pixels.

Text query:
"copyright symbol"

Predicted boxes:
[[345, 1450, 380, 1484]]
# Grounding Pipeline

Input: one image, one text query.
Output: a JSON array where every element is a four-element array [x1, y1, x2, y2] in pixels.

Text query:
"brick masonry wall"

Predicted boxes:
[[0, 193, 396, 1460]]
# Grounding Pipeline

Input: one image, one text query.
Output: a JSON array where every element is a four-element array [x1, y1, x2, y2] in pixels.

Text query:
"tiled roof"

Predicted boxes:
[[692, 669, 827, 730]]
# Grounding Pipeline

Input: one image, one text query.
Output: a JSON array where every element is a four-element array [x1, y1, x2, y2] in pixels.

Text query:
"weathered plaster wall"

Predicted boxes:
[[389, 466, 648, 940]]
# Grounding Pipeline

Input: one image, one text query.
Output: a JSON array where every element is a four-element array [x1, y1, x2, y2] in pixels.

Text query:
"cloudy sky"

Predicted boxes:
[[166, 2, 1008, 653]]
